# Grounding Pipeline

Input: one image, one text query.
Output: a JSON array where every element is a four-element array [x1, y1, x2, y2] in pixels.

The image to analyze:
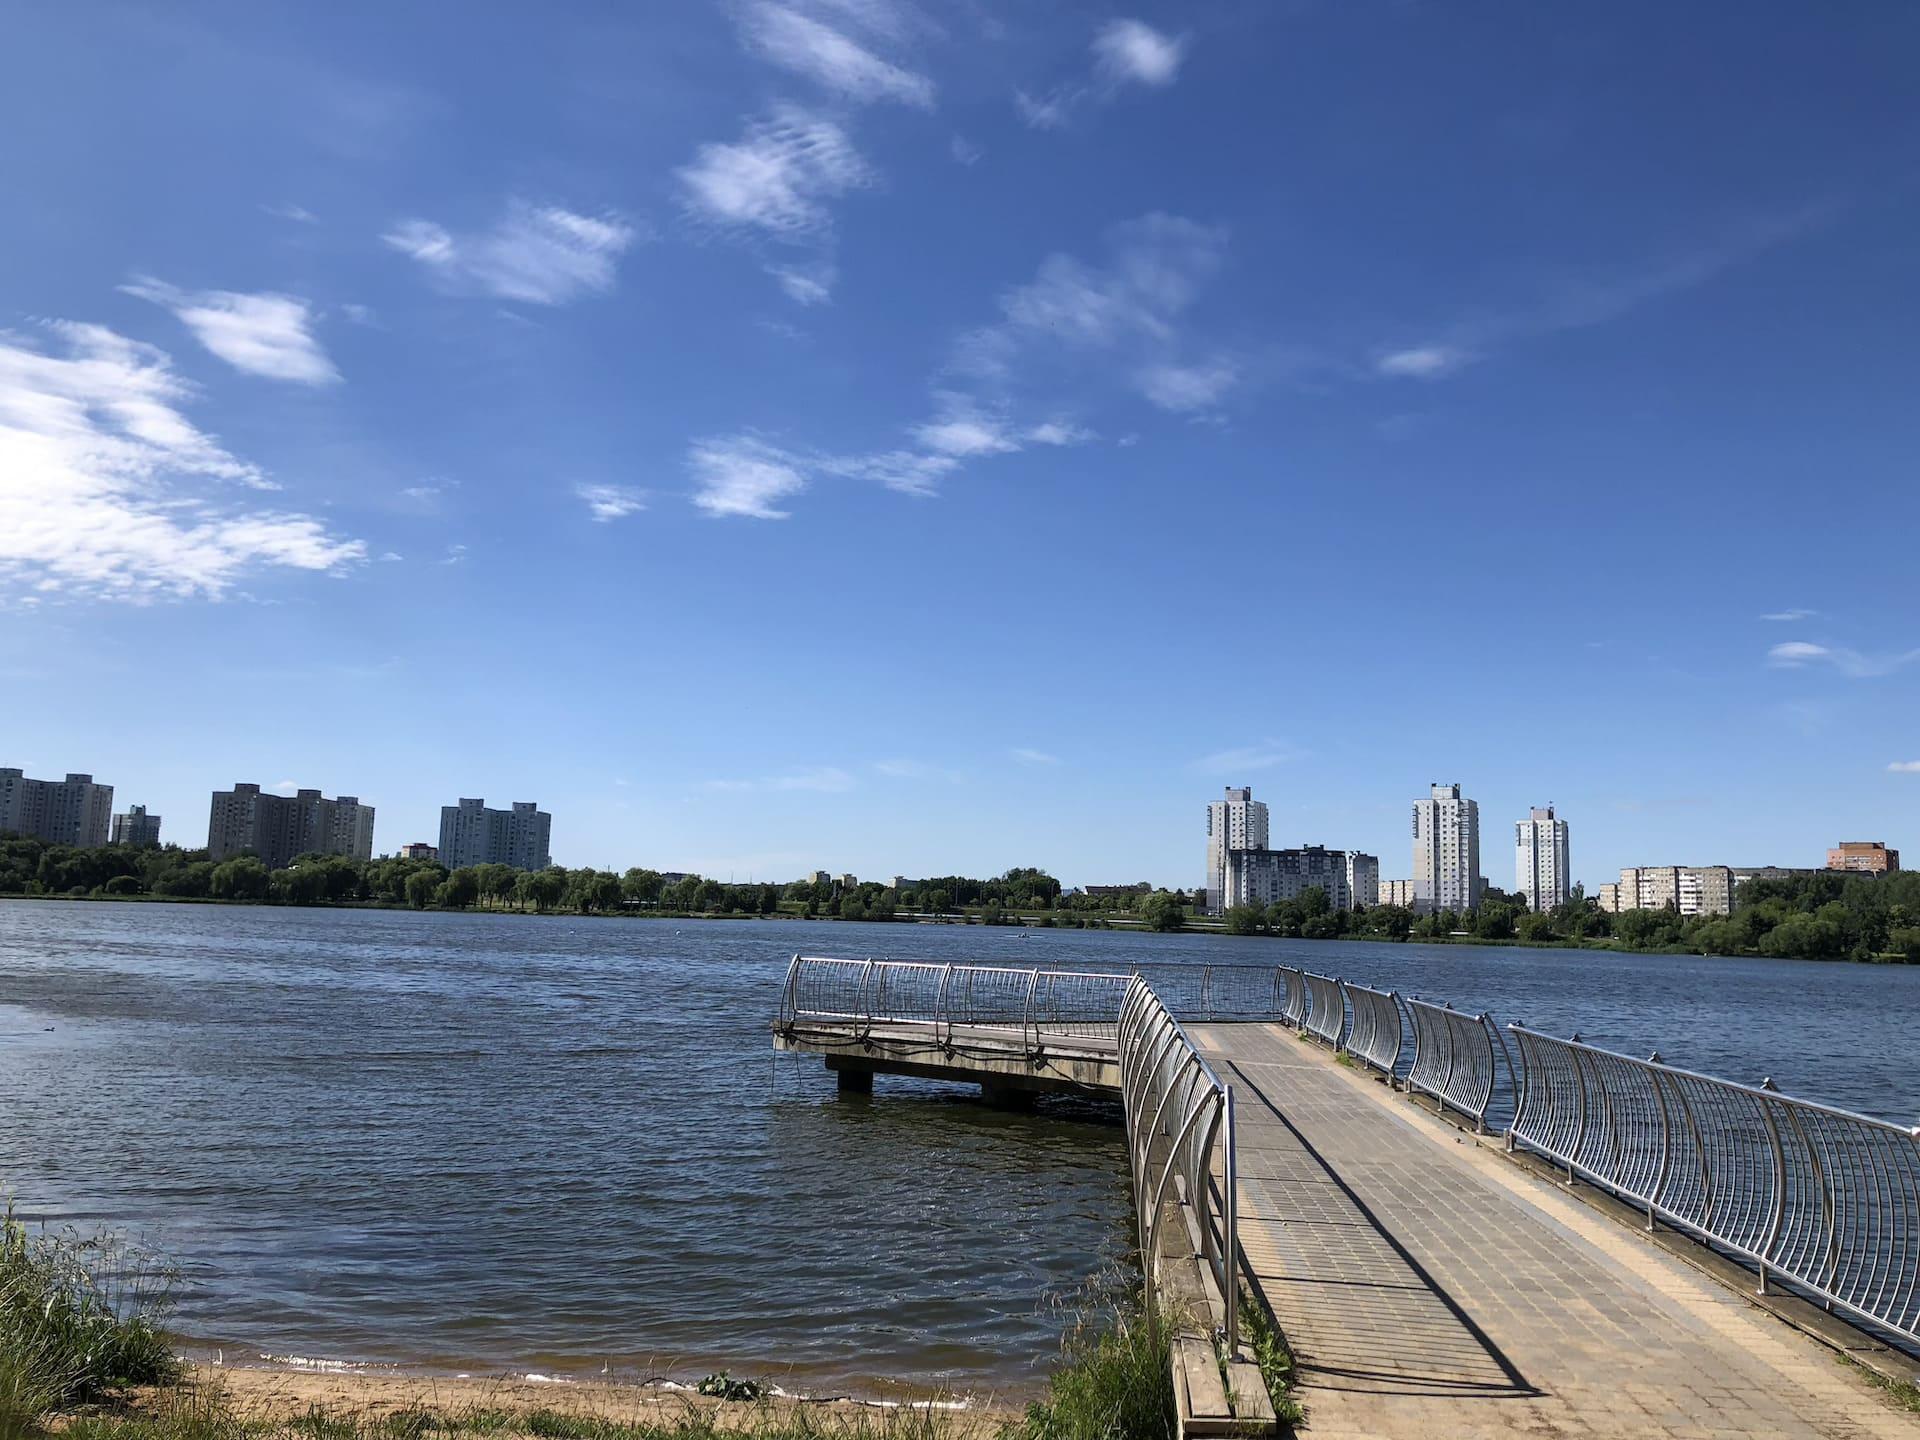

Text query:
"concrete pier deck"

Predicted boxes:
[[1195, 1021, 1920, 1440]]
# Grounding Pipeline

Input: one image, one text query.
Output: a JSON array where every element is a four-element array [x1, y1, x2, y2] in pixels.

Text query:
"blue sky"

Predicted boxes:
[[3, 2, 1917, 888]]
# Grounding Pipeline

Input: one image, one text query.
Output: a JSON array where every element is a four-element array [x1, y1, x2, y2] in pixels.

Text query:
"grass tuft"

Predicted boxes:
[[1, 1201, 181, 1437], [1004, 1285, 1172, 1440], [1236, 1288, 1302, 1429]]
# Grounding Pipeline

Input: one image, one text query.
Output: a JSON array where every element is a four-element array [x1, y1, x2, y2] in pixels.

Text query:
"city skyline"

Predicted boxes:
[[3, 5, 1917, 883]]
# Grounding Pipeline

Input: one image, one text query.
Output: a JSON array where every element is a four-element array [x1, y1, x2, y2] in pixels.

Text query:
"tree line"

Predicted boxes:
[[1218, 871, 1920, 962]]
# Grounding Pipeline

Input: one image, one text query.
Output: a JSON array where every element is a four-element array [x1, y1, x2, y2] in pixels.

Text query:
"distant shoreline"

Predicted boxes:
[[4, 891, 1912, 964]]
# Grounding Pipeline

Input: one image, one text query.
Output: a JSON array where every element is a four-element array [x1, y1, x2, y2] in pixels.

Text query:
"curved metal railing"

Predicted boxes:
[[1302, 971, 1346, 1048], [1279, 965, 1308, 1028], [1341, 980, 1403, 1077], [1404, 998, 1515, 1133], [1118, 976, 1238, 1350], [1508, 1026, 1920, 1347]]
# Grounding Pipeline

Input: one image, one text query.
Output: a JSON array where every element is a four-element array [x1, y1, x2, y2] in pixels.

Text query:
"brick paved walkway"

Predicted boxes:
[[1191, 1022, 1920, 1440]]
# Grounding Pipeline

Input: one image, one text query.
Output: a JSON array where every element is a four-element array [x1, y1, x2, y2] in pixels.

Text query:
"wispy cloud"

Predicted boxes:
[[740, 2, 933, 107], [0, 322, 363, 600], [1192, 740, 1299, 775], [688, 435, 810, 519], [383, 201, 638, 304], [1760, 608, 1816, 622], [1887, 761, 1920, 774], [912, 393, 1021, 457], [677, 106, 873, 238], [1011, 747, 1061, 766], [574, 483, 647, 522], [262, 202, 317, 224], [950, 135, 982, 166], [769, 260, 837, 306], [706, 765, 856, 794], [1136, 359, 1237, 412], [874, 758, 963, 782], [1767, 640, 1920, 678], [1018, 18, 1187, 129], [1375, 345, 1468, 380], [1374, 205, 1834, 381], [122, 278, 340, 385]]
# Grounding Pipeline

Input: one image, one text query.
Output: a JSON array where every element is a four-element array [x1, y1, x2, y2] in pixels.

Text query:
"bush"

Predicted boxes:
[[1009, 1287, 1173, 1440]]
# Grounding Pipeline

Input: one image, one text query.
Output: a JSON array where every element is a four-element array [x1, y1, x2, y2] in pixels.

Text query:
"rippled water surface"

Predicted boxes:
[[1, 901, 1915, 1394]]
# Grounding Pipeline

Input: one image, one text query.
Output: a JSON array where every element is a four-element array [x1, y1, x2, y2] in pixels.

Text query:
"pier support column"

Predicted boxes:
[[981, 1082, 1037, 1111], [829, 1061, 874, 1096]]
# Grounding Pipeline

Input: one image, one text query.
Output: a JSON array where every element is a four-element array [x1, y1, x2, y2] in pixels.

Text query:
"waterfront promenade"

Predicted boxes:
[[1201, 1021, 1919, 1438], [777, 956, 1920, 1438]]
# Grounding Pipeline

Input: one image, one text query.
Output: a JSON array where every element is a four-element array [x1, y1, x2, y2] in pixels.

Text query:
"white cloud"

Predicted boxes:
[[383, 202, 637, 304], [688, 435, 810, 519], [1012, 747, 1061, 766], [740, 3, 933, 107], [1760, 608, 1816, 622], [1887, 761, 1920, 774], [912, 394, 1020, 457], [769, 260, 837, 305], [1027, 419, 1092, 446], [0, 321, 364, 601], [1092, 19, 1186, 87], [574, 483, 647, 522], [438, 543, 467, 566], [340, 303, 377, 327], [950, 135, 983, 166], [1018, 18, 1187, 129], [1136, 359, 1237, 412], [1767, 640, 1920, 678], [1376, 345, 1468, 379], [817, 448, 958, 497], [677, 106, 873, 237], [262, 203, 317, 224], [1192, 741, 1299, 774], [123, 278, 340, 385]]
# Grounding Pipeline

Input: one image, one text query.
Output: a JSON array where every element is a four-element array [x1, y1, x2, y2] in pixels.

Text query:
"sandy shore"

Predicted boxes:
[[144, 1365, 1015, 1436]]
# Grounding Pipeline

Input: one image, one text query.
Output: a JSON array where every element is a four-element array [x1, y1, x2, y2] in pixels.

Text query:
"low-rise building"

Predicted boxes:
[[1223, 846, 1355, 911], [0, 769, 114, 847], [1084, 882, 1152, 899], [110, 805, 162, 848], [1611, 865, 1735, 916], [1826, 841, 1899, 874], [1376, 878, 1416, 909], [398, 842, 439, 862]]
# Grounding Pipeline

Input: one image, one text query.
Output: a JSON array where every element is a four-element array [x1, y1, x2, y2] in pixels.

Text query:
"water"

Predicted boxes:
[[1, 901, 1916, 1397]]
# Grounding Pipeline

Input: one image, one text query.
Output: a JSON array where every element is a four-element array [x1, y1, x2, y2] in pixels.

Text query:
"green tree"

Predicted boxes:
[[1139, 890, 1184, 932], [1223, 904, 1266, 936], [438, 867, 481, 909], [621, 868, 664, 906], [210, 856, 270, 900], [404, 869, 438, 908]]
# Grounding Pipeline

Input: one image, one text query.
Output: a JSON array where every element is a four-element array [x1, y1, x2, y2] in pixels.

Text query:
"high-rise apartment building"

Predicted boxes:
[[207, 784, 375, 870], [1205, 786, 1269, 914], [1412, 783, 1480, 915], [438, 798, 552, 871], [1826, 841, 1899, 874], [0, 769, 114, 847], [1220, 846, 1352, 911], [1345, 850, 1380, 909], [1514, 805, 1571, 914], [110, 804, 163, 848]]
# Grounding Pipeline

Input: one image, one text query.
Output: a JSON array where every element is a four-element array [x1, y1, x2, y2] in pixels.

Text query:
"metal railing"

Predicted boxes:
[[1507, 1026, 1920, 1347], [1302, 971, 1345, 1048], [1404, 998, 1514, 1132], [1279, 965, 1308, 1028], [779, 955, 1131, 1053], [1118, 976, 1238, 1350], [1341, 980, 1403, 1077]]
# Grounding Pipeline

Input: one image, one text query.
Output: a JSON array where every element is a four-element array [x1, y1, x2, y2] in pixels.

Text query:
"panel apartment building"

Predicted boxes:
[[438, 798, 552, 871], [207, 783, 375, 871], [1514, 805, 1571, 914], [1827, 841, 1899, 874], [1221, 845, 1379, 912], [1413, 783, 1480, 915], [0, 769, 114, 847], [1601, 865, 1735, 916], [110, 804, 163, 848], [1205, 786, 1269, 913]]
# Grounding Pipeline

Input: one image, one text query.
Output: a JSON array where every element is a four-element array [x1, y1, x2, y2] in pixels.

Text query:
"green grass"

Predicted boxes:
[[1838, 1354, 1920, 1415], [1236, 1288, 1302, 1429], [2, 1202, 180, 1438], [1004, 1286, 1172, 1440]]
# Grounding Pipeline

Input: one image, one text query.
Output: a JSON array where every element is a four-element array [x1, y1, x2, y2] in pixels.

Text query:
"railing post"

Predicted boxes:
[[858, 957, 876, 1041], [935, 962, 954, 1048], [1223, 1084, 1238, 1351], [1758, 1080, 1787, 1294], [1022, 966, 1042, 1057]]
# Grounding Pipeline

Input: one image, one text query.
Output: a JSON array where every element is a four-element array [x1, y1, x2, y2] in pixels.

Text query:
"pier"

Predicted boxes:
[[774, 955, 1920, 1439]]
